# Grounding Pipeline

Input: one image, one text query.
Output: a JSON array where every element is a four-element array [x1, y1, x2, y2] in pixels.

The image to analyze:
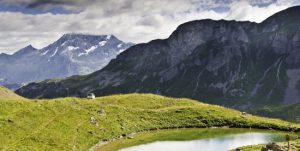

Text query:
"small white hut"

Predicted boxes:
[[87, 93, 95, 99]]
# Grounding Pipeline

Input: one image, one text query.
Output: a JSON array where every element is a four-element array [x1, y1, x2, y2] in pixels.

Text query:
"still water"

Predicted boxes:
[[121, 132, 284, 151]]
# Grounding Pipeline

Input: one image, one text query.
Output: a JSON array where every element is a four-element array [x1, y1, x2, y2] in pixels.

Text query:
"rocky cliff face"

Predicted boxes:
[[16, 6, 300, 109], [0, 34, 133, 89]]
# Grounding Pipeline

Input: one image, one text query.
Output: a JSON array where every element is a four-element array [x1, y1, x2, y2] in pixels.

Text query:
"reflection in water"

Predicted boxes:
[[121, 133, 281, 151]]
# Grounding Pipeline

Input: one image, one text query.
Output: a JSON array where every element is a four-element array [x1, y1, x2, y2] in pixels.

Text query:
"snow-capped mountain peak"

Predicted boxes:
[[0, 33, 134, 89], [38, 34, 131, 58]]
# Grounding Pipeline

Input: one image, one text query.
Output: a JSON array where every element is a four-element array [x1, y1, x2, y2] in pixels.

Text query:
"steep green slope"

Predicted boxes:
[[0, 93, 299, 150]]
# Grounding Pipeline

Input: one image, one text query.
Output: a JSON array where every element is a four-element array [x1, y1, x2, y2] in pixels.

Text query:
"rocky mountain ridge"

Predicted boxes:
[[16, 6, 300, 109]]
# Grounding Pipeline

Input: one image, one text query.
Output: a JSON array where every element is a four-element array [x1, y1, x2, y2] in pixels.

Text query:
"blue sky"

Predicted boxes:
[[0, 0, 300, 54]]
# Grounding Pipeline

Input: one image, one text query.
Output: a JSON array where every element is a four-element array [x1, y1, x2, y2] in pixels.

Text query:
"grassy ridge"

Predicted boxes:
[[0, 86, 24, 100], [1, 92, 300, 150]]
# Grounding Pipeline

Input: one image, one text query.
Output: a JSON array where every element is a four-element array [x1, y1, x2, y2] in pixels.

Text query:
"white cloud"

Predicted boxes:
[[225, 0, 292, 22], [0, 0, 299, 54]]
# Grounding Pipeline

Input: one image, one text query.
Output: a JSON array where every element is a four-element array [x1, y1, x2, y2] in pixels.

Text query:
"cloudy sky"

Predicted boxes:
[[0, 0, 300, 54]]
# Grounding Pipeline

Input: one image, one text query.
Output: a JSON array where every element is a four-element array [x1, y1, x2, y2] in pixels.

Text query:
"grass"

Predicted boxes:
[[237, 139, 300, 151], [0, 86, 24, 100], [232, 145, 265, 151], [1, 88, 300, 150], [250, 104, 300, 122]]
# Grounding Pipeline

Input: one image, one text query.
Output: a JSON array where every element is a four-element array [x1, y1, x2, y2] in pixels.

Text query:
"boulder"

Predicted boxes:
[[127, 133, 135, 139], [265, 142, 285, 151]]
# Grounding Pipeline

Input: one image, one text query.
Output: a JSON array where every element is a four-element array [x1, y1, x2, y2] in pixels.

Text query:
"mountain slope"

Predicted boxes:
[[16, 6, 300, 109], [0, 94, 299, 150], [0, 34, 133, 89], [0, 86, 24, 100], [250, 103, 300, 122]]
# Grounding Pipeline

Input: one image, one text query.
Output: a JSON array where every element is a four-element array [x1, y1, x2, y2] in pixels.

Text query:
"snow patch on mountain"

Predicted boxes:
[[118, 49, 126, 53], [50, 48, 58, 57], [41, 50, 49, 56], [61, 41, 68, 46], [106, 35, 112, 40], [67, 46, 79, 51], [78, 45, 98, 56], [99, 41, 107, 46]]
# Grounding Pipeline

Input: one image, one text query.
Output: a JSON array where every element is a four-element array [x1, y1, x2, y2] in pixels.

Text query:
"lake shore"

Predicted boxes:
[[95, 128, 295, 151]]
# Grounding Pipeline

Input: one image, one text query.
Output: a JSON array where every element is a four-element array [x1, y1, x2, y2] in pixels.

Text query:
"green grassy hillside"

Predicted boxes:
[[0, 86, 24, 100], [0, 91, 299, 150], [250, 104, 300, 122]]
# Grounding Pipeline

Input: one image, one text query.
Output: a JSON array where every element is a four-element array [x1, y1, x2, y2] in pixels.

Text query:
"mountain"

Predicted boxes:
[[16, 6, 300, 110], [0, 34, 133, 89]]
